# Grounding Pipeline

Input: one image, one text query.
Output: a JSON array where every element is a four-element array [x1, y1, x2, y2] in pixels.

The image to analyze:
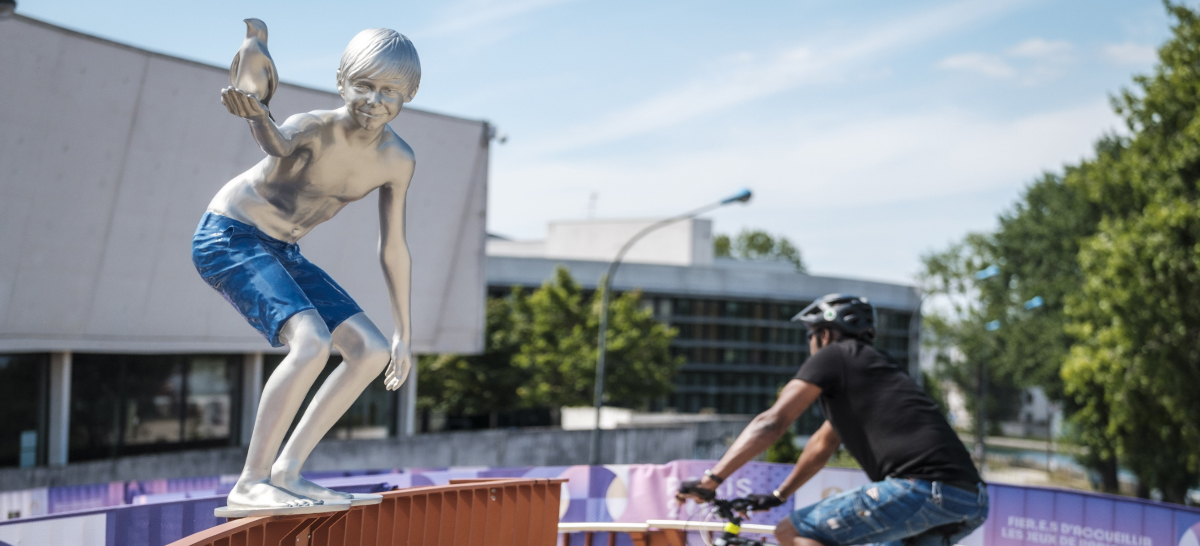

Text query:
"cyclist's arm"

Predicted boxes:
[[702, 380, 822, 488], [775, 420, 841, 498]]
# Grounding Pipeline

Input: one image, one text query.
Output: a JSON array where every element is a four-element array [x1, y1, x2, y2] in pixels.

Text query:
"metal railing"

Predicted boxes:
[[557, 520, 777, 546]]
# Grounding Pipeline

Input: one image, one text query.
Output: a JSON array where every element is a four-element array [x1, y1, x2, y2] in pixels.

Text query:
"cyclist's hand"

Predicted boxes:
[[745, 493, 785, 511], [675, 479, 716, 503]]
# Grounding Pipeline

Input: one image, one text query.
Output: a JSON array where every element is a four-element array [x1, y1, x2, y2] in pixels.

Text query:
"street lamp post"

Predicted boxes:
[[587, 188, 752, 466], [973, 261, 1042, 474], [974, 264, 1001, 470]]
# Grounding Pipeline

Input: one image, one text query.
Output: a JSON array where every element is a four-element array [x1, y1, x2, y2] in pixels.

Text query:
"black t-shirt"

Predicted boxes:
[[793, 339, 981, 484]]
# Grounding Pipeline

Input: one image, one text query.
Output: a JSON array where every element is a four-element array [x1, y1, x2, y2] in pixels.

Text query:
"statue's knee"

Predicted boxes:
[[292, 327, 333, 365], [361, 335, 391, 373]]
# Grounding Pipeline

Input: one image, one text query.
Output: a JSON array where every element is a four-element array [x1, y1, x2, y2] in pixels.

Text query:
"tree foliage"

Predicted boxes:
[[920, 3, 1200, 502], [1059, 3, 1200, 503], [766, 427, 800, 464], [418, 266, 681, 418], [417, 297, 527, 417], [714, 229, 807, 273], [919, 234, 1028, 437]]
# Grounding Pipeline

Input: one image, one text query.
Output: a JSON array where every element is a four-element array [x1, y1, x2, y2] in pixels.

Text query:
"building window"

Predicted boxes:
[[187, 357, 237, 442], [876, 310, 912, 331], [69, 354, 240, 462], [0, 354, 48, 468], [656, 298, 673, 317]]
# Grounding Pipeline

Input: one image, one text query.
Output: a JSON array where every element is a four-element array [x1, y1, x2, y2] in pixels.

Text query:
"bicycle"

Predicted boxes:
[[703, 497, 775, 546]]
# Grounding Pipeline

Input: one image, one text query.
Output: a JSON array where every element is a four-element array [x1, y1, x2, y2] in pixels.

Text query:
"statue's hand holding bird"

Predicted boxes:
[[229, 18, 277, 121], [220, 87, 271, 122]]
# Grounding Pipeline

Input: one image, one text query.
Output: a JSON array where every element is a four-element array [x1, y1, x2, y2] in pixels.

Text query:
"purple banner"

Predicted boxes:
[[984, 482, 1200, 546], [2, 461, 1199, 546]]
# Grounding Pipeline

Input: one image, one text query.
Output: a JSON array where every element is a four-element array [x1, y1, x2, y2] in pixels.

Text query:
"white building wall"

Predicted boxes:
[[0, 16, 486, 355], [543, 218, 713, 266]]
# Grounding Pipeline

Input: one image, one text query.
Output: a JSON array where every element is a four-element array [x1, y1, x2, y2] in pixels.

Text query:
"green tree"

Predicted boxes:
[[714, 229, 807, 273], [419, 266, 681, 417], [1058, 3, 1200, 502], [919, 237, 1026, 438], [766, 427, 799, 463], [919, 155, 1122, 493], [417, 297, 528, 418], [512, 266, 680, 408], [920, 3, 1200, 502]]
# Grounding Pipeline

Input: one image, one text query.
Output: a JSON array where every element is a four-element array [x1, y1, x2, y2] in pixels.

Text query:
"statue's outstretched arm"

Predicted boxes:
[[378, 174, 415, 390], [220, 86, 305, 158]]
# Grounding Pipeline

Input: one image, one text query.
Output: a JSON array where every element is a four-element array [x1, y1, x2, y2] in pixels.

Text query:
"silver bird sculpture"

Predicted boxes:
[[230, 18, 278, 121]]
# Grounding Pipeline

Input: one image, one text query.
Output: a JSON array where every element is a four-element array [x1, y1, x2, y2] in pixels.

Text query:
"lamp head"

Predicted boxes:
[[722, 188, 753, 205], [975, 265, 1000, 280]]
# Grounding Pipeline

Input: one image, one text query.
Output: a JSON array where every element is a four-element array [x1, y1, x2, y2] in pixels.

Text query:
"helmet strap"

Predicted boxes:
[[811, 328, 838, 350]]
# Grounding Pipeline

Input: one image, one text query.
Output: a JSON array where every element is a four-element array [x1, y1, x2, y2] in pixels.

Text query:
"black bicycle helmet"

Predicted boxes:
[[792, 293, 876, 341]]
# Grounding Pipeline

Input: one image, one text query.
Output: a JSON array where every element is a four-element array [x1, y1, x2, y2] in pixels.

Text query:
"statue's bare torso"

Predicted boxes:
[[208, 108, 415, 243]]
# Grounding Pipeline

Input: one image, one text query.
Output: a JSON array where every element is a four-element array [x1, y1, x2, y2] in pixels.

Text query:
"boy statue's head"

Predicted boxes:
[[336, 29, 421, 104]]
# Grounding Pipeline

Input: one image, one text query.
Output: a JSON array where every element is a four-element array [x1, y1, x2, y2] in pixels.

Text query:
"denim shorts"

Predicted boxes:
[[790, 477, 988, 546], [192, 212, 363, 347]]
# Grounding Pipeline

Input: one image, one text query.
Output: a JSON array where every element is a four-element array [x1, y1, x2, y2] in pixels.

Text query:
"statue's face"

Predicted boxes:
[[341, 76, 406, 131]]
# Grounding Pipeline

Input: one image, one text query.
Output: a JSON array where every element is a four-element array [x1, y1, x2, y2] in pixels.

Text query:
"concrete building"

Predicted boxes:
[[487, 218, 922, 419], [0, 16, 489, 468]]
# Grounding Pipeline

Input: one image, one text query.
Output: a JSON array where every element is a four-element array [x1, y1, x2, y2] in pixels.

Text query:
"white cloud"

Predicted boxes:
[[937, 53, 1016, 78], [488, 100, 1121, 282], [1103, 42, 1157, 66], [938, 37, 1073, 84], [520, 0, 1030, 155], [498, 100, 1116, 212], [1007, 38, 1072, 59]]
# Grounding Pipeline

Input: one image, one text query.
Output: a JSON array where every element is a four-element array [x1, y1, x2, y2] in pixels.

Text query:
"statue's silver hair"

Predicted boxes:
[[337, 29, 421, 103]]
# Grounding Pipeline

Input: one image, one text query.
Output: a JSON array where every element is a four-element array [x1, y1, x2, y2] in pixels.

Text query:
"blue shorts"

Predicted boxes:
[[790, 477, 987, 546], [192, 212, 363, 347]]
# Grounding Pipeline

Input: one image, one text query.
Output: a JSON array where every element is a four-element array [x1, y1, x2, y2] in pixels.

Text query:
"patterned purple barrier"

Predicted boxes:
[[986, 482, 1200, 546], [1, 461, 1198, 546]]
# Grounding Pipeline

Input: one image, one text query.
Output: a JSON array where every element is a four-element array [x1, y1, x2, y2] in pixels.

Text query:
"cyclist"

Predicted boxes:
[[677, 293, 987, 546]]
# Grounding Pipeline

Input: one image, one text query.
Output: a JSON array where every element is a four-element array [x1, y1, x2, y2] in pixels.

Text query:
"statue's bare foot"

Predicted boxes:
[[272, 470, 354, 504], [228, 479, 321, 508]]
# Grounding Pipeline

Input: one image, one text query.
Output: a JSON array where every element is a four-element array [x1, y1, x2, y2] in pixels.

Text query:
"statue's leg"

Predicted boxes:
[[227, 310, 332, 509], [270, 312, 391, 501]]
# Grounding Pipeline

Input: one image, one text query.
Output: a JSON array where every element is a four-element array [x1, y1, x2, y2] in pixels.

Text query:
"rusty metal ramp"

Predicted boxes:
[[165, 477, 566, 546]]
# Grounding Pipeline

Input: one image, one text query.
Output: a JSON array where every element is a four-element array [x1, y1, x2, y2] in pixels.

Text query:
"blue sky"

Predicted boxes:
[[16, 0, 1176, 284]]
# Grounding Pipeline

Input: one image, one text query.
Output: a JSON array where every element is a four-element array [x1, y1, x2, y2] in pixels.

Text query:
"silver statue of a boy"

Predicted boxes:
[[192, 27, 419, 516]]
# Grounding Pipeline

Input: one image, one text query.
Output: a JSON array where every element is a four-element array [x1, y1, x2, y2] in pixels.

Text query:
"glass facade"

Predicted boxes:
[[2, 351, 400, 466], [0, 354, 48, 468], [69, 354, 240, 462], [650, 296, 914, 430], [486, 283, 915, 430], [649, 297, 810, 415]]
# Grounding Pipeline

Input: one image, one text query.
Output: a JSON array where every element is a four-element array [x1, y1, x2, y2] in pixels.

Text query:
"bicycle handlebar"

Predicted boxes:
[[703, 497, 772, 546], [710, 497, 759, 519]]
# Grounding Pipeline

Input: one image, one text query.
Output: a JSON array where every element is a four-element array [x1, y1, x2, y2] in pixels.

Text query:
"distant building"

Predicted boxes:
[[487, 218, 922, 418]]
